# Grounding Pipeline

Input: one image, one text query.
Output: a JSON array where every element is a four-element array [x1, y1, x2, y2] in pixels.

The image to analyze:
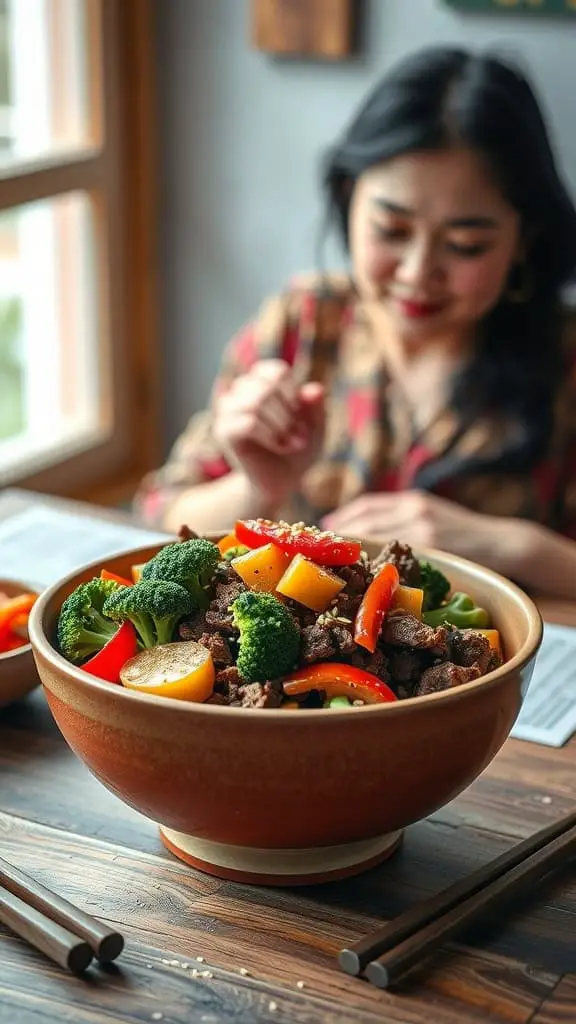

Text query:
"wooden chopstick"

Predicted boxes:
[[366, 822, 576, 990], [0, 885, 93, 974], [339, 808, 576, 977], [0, 855, 124, 964]]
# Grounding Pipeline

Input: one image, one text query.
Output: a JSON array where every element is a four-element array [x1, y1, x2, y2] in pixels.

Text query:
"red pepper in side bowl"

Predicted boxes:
[[354, 563, 400, 654], [235, 519, 362, 567], [283, 662, 397, 705]]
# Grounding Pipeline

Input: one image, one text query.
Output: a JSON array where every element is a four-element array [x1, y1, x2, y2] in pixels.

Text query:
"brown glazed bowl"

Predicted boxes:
[[28, 540, 542, 885], [0, 578, 41, 710]]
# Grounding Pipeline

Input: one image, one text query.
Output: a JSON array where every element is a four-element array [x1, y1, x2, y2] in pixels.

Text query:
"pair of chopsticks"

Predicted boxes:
[[0, 855, 124, 974], [339, 809, 576, 989]]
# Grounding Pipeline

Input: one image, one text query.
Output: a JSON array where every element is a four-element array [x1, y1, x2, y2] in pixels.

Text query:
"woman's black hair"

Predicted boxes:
[[323, 47, 576, 504]]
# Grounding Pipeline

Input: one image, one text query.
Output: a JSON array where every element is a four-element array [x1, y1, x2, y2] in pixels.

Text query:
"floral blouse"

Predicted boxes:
[[134, 273, 576, 539]]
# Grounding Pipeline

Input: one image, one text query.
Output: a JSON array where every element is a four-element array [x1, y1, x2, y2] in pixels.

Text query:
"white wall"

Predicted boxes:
[[156, 0, 576, 448]]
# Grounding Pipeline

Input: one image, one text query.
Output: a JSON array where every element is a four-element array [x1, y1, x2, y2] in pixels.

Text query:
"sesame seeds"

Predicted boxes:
[[317, 605, 352, 627], [296, 980, 305, 990], [268, 1001, 278, 1012], [239, 967, 250, 976]]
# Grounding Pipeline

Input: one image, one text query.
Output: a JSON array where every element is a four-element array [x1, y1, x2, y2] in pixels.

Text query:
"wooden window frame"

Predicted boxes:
[[0, 0, 160, 507]]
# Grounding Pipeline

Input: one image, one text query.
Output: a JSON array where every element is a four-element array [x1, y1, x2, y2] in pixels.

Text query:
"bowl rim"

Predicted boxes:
[[28, 542, 543, 719], [0, 576, 41, 663]]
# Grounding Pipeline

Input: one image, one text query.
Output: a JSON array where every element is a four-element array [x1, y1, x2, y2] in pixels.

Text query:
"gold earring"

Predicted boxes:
[[506, 262, 533, 304]]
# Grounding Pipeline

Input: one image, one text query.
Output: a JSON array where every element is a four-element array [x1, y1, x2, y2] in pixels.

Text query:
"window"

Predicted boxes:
[[0, 0, 159, 504]]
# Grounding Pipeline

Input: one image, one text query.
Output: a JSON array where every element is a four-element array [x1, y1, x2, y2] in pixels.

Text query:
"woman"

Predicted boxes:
[[136, 46, 576, 598]]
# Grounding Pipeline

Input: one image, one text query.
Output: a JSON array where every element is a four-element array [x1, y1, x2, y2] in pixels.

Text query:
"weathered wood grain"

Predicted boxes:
[[531, 975, 576, 1023], [0, 811, 568, 1023]]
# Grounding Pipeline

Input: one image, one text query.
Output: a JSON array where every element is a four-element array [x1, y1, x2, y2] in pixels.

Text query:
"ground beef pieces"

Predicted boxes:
[[414, 662, 481, 696], [300, 620, 356, 664], [330, 624, 357, 656], [382, 611, 447, 655], [284, 599, 317, 629], [196, 632, 232, 667], [356, 646, 391, 684], [386, 649, 424, 698], [178, 613, 208, 642], [214, 665, 242, 704], [448, 629, 494, 674], [238, 680, 284, 709], [206, 692, 229, 706], [301, 623, 336, 664], [205, 578, 246, 633], [329, 589, 362, 621], [336, 562, 373, 596], [487, 650, 503, 672], [372, 540, 421, 587]]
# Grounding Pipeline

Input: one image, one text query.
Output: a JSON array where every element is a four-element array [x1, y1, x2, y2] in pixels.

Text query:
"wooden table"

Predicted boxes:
[[1, 488, 575, 1024]]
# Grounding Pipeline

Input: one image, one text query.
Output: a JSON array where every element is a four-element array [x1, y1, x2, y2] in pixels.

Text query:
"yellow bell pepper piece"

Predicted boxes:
[[276, 553, 345, 612], [392, 585, 424, 619], [131, 562, 146, 583], [231, 543, 291, 593], [120, 640, 215, 702]]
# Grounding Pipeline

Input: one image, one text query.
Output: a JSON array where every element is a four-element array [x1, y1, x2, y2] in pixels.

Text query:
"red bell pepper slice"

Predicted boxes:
[[235, 519, 361, 567], [100, 568, 133, 587], [83, 621, 139, 684], [282, 662, 397, 705], [0, 592, 37, 651], [1, 634, 28, 653], [354, 563, 400, 653]]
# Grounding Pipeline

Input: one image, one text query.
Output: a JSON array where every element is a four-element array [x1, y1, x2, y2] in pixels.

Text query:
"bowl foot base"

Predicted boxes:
[[158, 827, 403, 885]]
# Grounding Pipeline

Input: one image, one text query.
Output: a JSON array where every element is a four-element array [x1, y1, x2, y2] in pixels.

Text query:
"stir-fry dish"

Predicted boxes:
[[0, 589, 37, 655], [55, 519, 504, 708]]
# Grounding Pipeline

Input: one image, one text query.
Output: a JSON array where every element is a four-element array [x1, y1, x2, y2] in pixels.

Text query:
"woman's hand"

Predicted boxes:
[[213, 360, 325, 508], [321, 490, 513, 573]]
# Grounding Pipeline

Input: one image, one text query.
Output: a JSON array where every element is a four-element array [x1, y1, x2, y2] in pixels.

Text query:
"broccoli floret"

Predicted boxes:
[[103, 579, 195, 648], [57, 577, 122, 664], [141, 539, 219, 609], [419, 560, 451, 611], [422, 592, 490, 629], [231, 591, 300, 684]]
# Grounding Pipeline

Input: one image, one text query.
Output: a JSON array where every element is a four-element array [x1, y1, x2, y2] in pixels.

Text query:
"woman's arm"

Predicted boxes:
[[496, 518, 576, 599], [161, 472, 284, 536]]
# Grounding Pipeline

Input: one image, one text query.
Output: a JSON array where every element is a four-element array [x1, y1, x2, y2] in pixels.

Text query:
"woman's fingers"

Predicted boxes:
[[229, 412, 300, 456], [218, 361, 313, 452]]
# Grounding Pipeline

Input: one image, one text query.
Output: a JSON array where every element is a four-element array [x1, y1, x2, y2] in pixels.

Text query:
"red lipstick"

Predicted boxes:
[[397, 299, 445, 319]]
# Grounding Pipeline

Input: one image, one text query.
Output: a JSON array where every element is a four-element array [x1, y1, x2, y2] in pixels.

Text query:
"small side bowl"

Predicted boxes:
[[0, 578, 41, 710]]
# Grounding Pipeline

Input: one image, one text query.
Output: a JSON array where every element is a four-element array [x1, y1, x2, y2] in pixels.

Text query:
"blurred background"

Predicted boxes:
[[1, 0, 575, 509]]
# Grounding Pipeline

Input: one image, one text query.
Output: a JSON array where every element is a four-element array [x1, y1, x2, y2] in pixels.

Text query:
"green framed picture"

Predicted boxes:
[[445, 0, 576, 13]]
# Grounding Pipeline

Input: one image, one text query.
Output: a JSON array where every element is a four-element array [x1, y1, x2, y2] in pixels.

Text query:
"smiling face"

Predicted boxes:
[[348, 148, 523, 346]]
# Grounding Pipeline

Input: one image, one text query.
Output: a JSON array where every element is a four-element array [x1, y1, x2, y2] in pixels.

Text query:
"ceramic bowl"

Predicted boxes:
[[0, 578, 41, 710], [28, 541, 542, 885]]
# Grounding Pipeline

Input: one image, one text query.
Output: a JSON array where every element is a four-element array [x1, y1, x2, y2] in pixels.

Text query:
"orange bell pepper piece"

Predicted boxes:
[[218, 532, 240, 555], [100, 568, 133, 587]]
